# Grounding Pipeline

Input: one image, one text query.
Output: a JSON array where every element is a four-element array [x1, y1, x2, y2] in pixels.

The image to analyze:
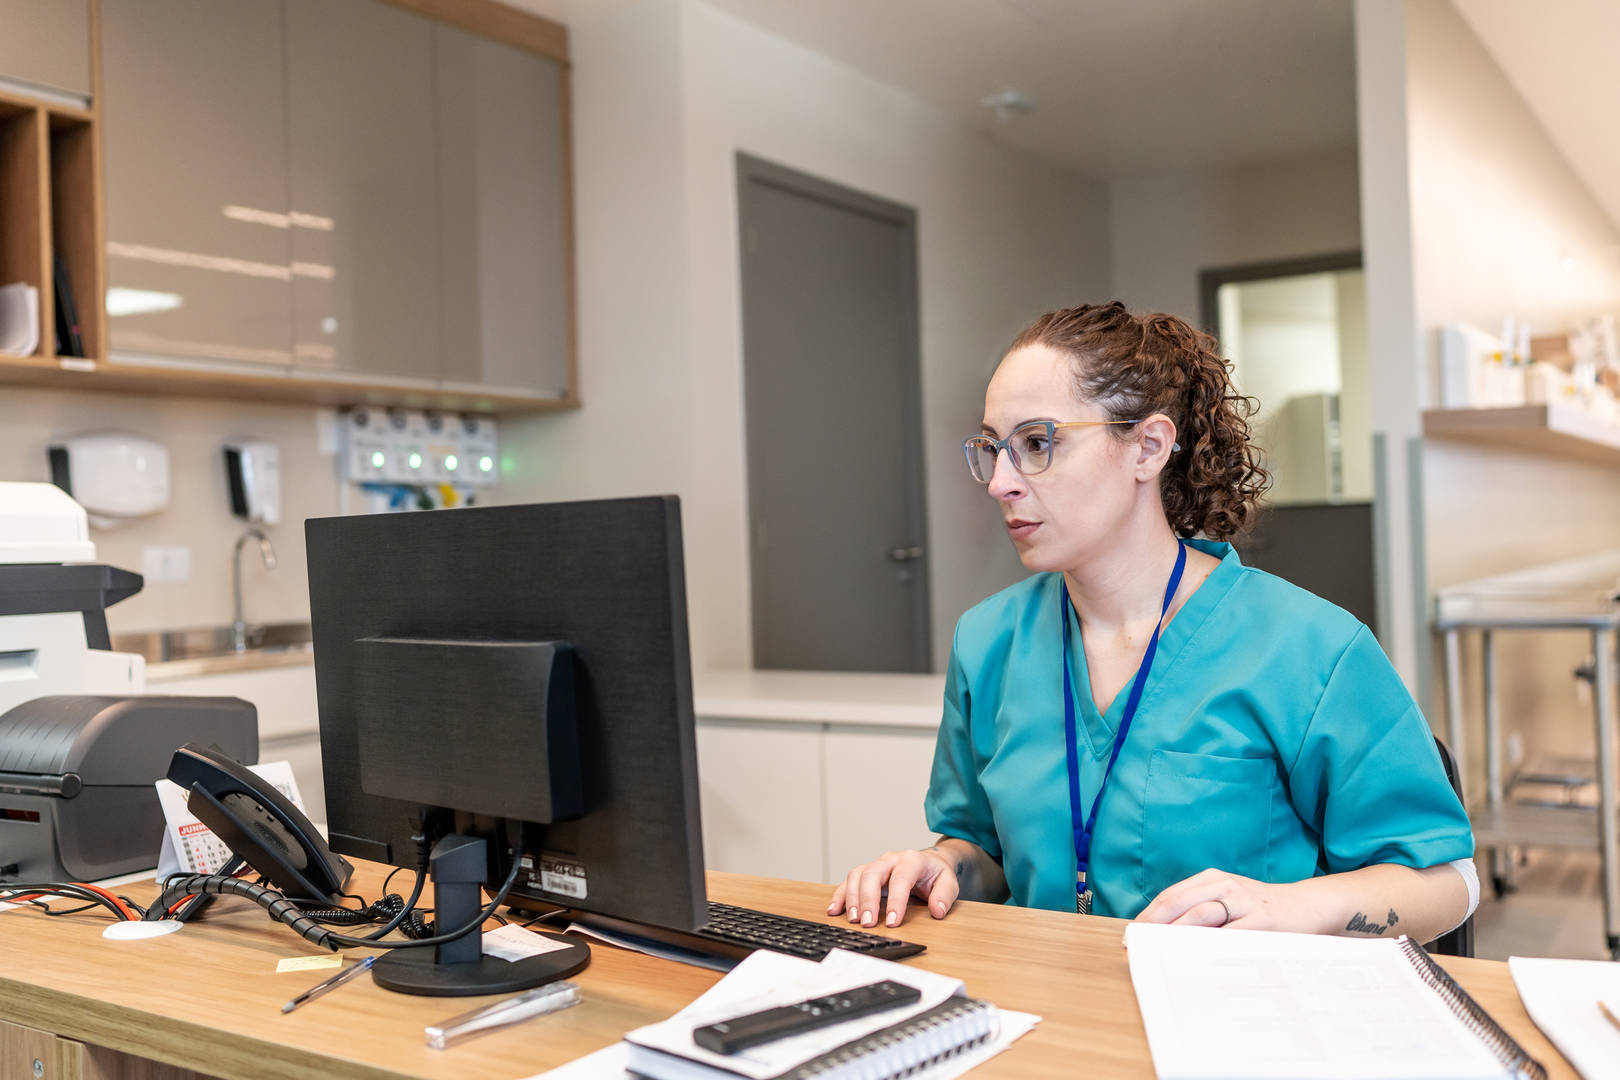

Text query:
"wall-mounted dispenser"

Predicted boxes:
[[223, 441, 282, 525], [46, 431, 170, 530]]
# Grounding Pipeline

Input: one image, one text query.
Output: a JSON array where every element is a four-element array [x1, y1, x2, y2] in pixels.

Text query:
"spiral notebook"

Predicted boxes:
[[617, 949, 1036, 1080], [1125, 922, 1546, 1080]]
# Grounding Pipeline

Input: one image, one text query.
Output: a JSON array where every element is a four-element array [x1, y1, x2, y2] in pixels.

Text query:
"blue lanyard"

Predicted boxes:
[[1062, 540, 1187, 914]]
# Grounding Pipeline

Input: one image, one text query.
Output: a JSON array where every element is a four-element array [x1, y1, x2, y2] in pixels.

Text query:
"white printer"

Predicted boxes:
[[0, 483, 257, 882]]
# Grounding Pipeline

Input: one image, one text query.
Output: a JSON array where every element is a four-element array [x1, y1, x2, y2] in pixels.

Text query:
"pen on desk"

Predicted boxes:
[[1600, 999, 1620, 1033], [281, 955, 374, 1014], [425, 981, 581, 1049]]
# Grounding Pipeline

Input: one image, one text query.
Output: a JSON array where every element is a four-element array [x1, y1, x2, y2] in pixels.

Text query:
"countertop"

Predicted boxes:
[[143, 647, 316, 682], [692, 668, 945, 728], [141, 652, 946, 729], [1435, 546, 1620, 628]]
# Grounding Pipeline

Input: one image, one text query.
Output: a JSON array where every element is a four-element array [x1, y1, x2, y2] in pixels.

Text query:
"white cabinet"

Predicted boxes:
[[148, 662, 325, 820], [822, 727, 936, 884], [694, 716, 940, 885], [695, 721, 823, 883]]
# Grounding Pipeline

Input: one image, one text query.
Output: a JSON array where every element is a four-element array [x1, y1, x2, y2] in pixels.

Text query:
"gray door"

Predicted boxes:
[[737, 154, 929, 673]]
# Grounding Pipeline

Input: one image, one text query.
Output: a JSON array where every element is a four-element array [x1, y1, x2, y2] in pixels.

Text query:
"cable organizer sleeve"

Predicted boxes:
[[783, 996, 998, 1080], [1396, 937, 1547, 1080]]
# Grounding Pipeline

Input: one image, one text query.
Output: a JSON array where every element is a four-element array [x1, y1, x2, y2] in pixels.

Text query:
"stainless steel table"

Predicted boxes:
[[1436, 596, 1620, 959]]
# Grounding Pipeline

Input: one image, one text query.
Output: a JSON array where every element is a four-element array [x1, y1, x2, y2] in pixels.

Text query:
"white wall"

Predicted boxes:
[[1335, 270, 1373, 502], [1109, 148, 1363, 325], [500, 0, 1113, 672], [1357, 0, 1620, 770], [1409, 0, 1620, 590], [0, 386, 337, 633], [677, 1, 1111, 670], [3, 0, 1111, 678], [1407, 2, 1620, 397]]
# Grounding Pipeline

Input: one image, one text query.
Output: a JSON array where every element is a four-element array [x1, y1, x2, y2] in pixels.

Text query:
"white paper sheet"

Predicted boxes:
[[1509, 956, 1620, 1080]]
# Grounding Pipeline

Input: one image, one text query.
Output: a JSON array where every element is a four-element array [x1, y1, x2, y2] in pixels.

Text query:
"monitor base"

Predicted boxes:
[[371, 934, 590, 996]]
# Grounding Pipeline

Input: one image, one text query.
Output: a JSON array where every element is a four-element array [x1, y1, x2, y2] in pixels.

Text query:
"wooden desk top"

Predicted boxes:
[[0, 865, 1578, 1079]]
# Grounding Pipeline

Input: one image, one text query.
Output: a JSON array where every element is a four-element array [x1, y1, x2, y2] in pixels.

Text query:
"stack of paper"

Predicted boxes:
[[0, 283, 40, 357], [1125, 922, 1540, 1079], [532, 949, 1039, 1080]]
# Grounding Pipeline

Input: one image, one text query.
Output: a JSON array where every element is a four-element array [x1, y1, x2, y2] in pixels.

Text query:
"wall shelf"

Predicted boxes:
[[0, 352, 578, 414], [1422, 403, 1620, 466]]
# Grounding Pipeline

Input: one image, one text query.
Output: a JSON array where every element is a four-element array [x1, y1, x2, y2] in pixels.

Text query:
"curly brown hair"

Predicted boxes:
[[1007, 301, 1270, 540]]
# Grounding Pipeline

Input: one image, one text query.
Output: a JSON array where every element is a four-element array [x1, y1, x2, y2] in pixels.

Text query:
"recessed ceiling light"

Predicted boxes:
[[981, 89, 1037, 123]]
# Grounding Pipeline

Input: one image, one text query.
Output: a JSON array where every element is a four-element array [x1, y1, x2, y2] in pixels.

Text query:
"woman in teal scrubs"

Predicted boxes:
[[828, 302, 1475, 942]]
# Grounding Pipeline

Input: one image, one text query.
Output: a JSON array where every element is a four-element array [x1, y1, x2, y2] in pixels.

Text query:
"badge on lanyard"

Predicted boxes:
[[1063, 541, 1187, 915]]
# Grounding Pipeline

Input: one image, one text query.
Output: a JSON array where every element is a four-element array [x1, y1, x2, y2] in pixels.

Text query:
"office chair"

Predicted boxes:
[[1428, 736, 1475, 958]]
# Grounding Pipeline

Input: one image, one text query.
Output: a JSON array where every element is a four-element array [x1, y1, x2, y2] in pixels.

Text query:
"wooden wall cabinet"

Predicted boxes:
[[0, 0, 92, 101], [1, 0, 576, 414], [285, 0, 442, 382], [100, 0, 293, 370], [436, 24, 573, 398]]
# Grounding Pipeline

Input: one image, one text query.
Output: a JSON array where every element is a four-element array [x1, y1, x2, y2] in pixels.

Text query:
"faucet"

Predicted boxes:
[[232, 526, 278, 653]]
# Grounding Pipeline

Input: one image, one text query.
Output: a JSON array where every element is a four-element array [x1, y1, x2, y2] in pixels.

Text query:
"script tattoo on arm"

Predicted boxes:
[[1344, 908, 1400, 935]]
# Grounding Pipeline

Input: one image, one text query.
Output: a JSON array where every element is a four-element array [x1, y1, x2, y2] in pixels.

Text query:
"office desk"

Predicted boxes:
[[0, 866, 1577, 1079]]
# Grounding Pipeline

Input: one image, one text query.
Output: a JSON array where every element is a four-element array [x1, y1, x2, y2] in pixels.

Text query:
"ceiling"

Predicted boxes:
[[1453, 0, 1620, 232], [508, 0, 1358, 178], [696, 0, 1358, 177]]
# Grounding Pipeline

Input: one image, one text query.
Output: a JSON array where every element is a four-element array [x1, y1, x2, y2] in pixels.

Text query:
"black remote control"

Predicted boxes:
[[693, 979, 923, 1055]]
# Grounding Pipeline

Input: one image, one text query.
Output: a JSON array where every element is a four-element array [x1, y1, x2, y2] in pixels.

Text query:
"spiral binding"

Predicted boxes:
[[785, 996, 998, 1080], [1395, 936, 1547, 1080]]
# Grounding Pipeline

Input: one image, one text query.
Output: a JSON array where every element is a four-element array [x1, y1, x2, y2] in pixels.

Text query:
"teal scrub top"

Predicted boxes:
[[924, 539, 1474, 919]]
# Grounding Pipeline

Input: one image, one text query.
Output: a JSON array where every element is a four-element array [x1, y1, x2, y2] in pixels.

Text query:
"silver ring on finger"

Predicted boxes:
[[1215, 898, 1231, 926]]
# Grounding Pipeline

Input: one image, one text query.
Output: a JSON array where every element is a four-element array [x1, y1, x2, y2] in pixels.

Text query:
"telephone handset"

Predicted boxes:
[[166, 744, 354, 902]]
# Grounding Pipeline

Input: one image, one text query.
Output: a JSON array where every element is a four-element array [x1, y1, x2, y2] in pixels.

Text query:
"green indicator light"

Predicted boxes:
[[444, 454, 459, 471], [479, 455, 494, 473], [408, 452, 422, 470], [370, 451, 385, 468]]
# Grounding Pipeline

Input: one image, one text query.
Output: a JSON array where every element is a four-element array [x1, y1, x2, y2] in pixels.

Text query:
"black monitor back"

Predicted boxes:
[[306, 495, 706, 932]]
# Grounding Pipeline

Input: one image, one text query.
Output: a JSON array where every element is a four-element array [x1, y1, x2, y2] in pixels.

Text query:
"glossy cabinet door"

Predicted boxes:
[[100, 0, 293, 370], [435, 24, 571, 398], [0, 0, 91, 100], [285, 0, 441, 380]]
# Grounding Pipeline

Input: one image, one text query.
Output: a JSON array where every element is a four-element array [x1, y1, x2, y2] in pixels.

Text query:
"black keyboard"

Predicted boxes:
[[573, 901, 926, 964]]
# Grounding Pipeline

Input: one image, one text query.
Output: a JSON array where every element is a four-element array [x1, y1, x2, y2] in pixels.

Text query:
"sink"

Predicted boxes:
[[111, 622, 314, 663]]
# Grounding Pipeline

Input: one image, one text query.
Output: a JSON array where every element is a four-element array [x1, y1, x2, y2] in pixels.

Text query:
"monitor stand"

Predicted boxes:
[[370, 833, 590, 997]]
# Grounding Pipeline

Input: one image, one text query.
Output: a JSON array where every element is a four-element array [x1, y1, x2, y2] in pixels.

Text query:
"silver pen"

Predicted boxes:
[[282, 955, 375, 1014], [425, 980, 582, 1049]]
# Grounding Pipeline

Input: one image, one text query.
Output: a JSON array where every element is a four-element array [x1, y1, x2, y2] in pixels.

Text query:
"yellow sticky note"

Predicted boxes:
[[276, 954, 344, 974]]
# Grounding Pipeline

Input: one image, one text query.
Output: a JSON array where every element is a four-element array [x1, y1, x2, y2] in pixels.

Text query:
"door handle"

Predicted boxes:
[[887, 546, 924, 562]]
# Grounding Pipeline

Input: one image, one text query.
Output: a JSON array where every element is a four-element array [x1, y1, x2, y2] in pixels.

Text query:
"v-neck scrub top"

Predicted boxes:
[[923, 539, 1474, 919]]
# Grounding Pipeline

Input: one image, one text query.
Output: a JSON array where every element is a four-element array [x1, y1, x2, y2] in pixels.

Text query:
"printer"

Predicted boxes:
[[0, 482, 257, 883]]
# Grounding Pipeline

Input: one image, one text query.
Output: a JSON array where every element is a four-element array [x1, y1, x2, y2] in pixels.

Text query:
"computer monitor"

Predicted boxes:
[[306, 495, 706, 995]]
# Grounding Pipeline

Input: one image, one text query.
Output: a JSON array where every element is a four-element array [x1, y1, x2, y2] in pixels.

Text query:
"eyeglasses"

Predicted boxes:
[[963, 419, 1141, 483]]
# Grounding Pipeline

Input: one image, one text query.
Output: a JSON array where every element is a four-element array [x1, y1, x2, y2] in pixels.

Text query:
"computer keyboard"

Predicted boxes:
[[572, 900, 926, 964], [697, 901, 926, 961]]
